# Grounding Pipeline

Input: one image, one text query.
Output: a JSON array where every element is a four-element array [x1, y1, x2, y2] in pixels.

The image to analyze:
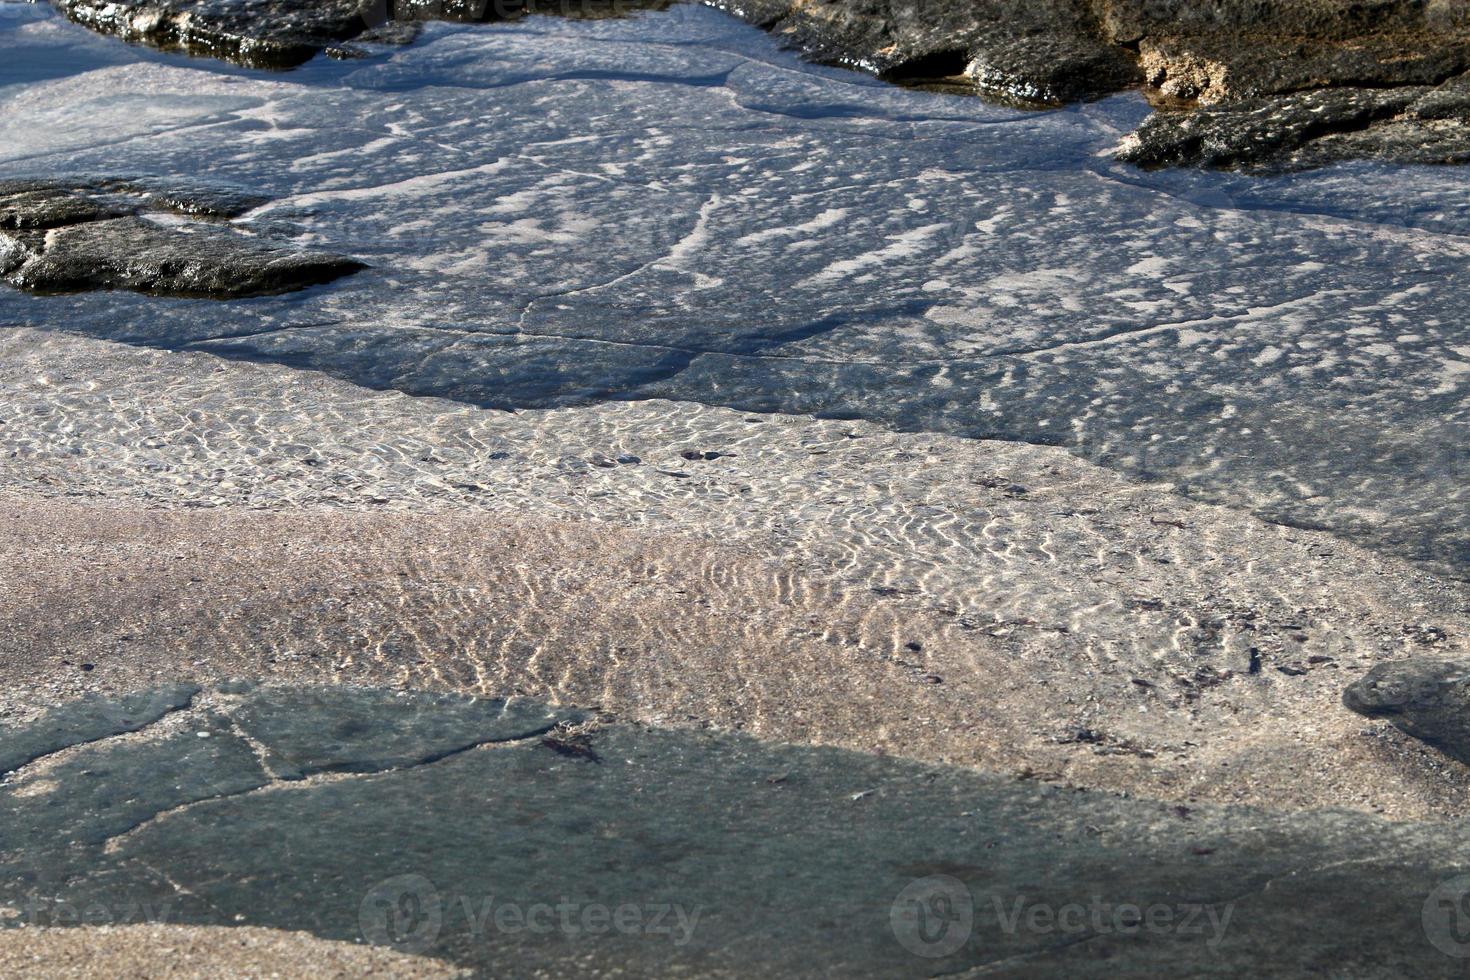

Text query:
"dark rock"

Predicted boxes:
[[716, 0, 1139, 104], [51, 0, 380, 69], [5, 684, 1470, 973], [6, 216, 365, 298], [0, 179, 364, 298], [133, 179, 273, 219], [1344, 658, 1470, 765], [0, 186, 124, 230], [51, 0, 669, 69], [713, 0, 1470, 167], [1117, 83, 1464, 170]]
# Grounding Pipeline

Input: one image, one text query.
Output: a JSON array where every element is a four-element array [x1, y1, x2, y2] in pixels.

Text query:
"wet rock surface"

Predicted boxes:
[[51, 0, 386, 68], [716, 0, 1470, 167], [39, 0, 1470, 167], [1346, 658, 1470, 767], [715, 0, 1140, 104], [1120, 80, 1470, 170], [3, 684, 1470, 976], [0, 178, 363, 298]]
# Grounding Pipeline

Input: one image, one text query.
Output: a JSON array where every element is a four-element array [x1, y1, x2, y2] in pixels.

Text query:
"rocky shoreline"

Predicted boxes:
[[38, 0, 1470, 169], [4, 4, 1470, 974]]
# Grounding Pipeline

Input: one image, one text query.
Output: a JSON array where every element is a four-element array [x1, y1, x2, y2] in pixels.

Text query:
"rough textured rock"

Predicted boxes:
[[1099, 0, 1470, 101], [5, 685, 1470, 975], [0, 179, 363, 298], [1345, 658, 1470, 767], [51, 0, 674, 68], [1118, 81, 1470, 170], [712, 0, 1140, 104], [50, 0, 382, 68]]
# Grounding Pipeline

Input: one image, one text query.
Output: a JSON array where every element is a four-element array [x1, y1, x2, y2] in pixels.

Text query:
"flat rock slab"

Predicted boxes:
[[0, 178, 363, 298], [1119, 81, 1470, 170], [4, 685, 1470, 975]]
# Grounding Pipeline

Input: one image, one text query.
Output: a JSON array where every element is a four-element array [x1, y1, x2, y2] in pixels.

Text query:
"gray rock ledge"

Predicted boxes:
[[0, 178, 365, 298]]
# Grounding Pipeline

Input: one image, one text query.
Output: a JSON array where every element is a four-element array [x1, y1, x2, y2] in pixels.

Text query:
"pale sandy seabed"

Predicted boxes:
[[0, 924, 465, 977], [2, 327, 1467, 824]]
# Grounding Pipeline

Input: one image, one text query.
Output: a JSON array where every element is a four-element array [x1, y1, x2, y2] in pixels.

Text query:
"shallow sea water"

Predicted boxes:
[[0, 0, 1466, 576]]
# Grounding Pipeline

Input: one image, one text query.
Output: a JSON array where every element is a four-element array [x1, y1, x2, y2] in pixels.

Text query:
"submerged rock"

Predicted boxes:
[[1344, 658, 1470, 766], [0, 684, 199, 775], [0, 178, 363, 298], [5, 683, 1470, 974]]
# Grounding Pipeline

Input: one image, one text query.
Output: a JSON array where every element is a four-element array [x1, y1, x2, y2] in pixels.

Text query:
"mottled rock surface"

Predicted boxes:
[[1346, 658, 1470, 767], [4, 685, 1470, 976], [0, 179, 363, 298]]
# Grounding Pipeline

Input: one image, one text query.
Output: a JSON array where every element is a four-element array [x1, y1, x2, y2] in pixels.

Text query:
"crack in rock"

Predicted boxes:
[[0, 683, 200, 777]]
